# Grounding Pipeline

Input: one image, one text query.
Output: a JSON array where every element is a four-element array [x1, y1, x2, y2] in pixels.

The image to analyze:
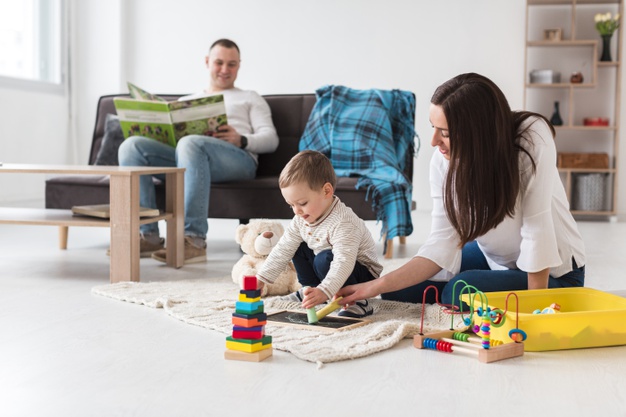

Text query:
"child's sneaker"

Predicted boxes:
[[337, 299, 373, 318], [280, 288, 305, 302]]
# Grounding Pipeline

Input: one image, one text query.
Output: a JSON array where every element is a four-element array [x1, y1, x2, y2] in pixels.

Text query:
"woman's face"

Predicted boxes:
[[429, 104, 450, 160]]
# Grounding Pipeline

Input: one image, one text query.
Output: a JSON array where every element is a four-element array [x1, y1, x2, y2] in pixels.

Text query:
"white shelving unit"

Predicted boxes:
[[524, 0, 622, 217]]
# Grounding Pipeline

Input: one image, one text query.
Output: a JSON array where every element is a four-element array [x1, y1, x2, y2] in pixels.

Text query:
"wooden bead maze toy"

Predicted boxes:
[[413, 282, 526, 363], [224, 275, 273, 362]]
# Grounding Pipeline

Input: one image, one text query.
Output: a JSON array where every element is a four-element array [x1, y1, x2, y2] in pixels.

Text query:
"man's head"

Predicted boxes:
[[205, 38, 241, 91], [279, 150, 337, 223]]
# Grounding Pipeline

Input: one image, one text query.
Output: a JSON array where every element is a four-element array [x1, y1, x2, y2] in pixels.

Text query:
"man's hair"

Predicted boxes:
[[431, 72, 551, 247], [209, 38, 240, 55], [279, 150, 337, 190]]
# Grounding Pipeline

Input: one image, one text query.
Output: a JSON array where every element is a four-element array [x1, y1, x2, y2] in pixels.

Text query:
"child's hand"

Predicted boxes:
[[301, 287, 328, 309], [256, 279, 265, 290]]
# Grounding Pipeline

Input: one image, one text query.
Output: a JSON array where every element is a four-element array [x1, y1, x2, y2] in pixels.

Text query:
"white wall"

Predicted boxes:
[[72, 0, 125, 164], [2, 0, 625, 217], [118, 0, 528, 213], [0, 86, 68, 202]]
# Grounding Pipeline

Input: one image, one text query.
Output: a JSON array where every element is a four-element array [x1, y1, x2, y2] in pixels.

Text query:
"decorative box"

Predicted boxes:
[[529, 69, 561, 84], [543, 28, 562, 41], [583, 117, 610, 126], [557, 153, 609, 169]]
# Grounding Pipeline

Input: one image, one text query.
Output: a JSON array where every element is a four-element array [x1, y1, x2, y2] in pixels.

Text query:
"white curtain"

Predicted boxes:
[[64, 0, 80, 164]]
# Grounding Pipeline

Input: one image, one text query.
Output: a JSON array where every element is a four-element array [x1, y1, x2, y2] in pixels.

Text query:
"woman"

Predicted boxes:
[[338, 73, 585, 308]]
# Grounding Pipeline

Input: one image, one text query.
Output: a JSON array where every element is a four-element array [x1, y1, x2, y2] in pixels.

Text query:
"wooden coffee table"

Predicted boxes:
[[0, 164, 185, 283]]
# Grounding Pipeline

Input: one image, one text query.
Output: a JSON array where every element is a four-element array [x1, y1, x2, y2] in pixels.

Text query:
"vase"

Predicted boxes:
[[550, 101, 563, 126], [600, 34, 613, 62], [570, 72, 584, 84]]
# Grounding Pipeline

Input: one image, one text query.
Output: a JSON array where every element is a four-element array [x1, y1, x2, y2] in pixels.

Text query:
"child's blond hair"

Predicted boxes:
[[279, 150, 337, 190]]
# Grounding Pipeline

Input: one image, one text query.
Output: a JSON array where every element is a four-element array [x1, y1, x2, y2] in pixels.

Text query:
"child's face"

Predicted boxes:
[[281, 181, 334, 224]]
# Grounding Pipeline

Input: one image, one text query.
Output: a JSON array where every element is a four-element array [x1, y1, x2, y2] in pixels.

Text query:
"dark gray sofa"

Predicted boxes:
[[45, 93, 414, 257]]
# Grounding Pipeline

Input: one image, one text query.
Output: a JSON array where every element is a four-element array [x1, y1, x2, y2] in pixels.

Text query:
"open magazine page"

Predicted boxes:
[[114, 98, 177, 146], [113, 84, 227, 147], [169, 95, 228, 138], [127, 82, 166, 102]]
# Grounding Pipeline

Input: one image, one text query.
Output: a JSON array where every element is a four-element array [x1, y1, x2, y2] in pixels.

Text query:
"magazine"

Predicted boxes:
[[113, 82, 227, 147], [71, 204, 160, 219]]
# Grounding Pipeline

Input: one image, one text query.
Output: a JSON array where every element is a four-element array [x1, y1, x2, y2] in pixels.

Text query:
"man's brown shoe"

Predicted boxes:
[[151, 236, 206, 264], [107, 236, 165, 258]]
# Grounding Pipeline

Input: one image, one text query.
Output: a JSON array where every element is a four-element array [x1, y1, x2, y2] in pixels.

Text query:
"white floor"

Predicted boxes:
[[1, 207, 626, 417]]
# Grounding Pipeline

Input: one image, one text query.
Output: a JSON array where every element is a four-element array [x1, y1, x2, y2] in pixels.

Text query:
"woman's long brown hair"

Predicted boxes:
[[431, 73, 554, 247]]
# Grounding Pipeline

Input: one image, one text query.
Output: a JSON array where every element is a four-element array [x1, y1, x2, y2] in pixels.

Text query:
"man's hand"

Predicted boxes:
[[301, 287, 329, 309], [213, 124, 243, 147]]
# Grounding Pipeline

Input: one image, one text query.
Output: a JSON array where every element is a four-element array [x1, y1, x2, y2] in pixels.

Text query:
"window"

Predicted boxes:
[[0, 0, 63, 90]]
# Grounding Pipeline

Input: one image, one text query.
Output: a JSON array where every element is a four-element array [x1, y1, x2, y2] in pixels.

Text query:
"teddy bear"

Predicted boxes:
[[231, 219, 300, 297]]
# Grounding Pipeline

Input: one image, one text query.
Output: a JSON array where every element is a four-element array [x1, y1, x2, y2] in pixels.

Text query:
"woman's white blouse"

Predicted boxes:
[[417, 117, 585, 281]]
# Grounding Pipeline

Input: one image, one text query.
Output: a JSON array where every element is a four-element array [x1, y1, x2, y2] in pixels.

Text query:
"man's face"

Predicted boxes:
[[206, 45, 240, 91]]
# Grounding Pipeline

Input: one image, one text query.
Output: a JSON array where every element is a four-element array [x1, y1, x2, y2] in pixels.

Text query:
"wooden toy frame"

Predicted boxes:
[[413, 283, 525, 363], [413, 330, 524, 363]]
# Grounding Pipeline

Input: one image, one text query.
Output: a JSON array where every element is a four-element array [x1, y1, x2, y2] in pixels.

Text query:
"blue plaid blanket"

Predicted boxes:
[[299, 85, 418, 248]]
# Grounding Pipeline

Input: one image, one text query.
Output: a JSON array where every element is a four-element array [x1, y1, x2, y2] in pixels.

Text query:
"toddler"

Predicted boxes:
[[257, 150, 382, 318]]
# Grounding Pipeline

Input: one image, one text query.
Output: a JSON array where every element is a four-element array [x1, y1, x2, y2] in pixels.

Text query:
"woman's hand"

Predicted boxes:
[[301, 287, 328, 309], [337, 257, 442, 305], [527, 268, 550, 290], [336, 281, 378, 306]]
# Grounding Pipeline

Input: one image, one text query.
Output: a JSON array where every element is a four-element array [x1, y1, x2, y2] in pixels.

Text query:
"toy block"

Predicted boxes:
[[235, 301, 264, 315], [233, 325, 264, 333], [226, 335, 272, 353], [238, 293, 261, 303], [232, 325, 265, 340], [232, 312, 267, 321], [232, 317, 267, 328], [226, 342, 272, 354], [315, 296, 344, 320], [231, 312, 267, 328], [240, 289, 262, 299], [224, 347, 273, 362], [227, 335, 272, 345], [242, 276, 257, 290], [226, 276, 273, 362]]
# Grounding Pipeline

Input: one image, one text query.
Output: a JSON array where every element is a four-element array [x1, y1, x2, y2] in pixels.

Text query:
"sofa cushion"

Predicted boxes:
[[206, 176, 376, 221], [94, 114, 124, 166]]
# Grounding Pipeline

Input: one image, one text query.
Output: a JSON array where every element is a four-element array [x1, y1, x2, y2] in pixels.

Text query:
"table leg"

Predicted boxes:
[[165, 170, 184, 268], [109, 175, 140, 283], [58, 226, 68, 249]]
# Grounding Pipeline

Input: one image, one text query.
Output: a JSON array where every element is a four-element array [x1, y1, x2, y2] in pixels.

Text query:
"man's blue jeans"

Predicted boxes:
[[118, 135, 256, 239], [382, 241, 585, 307]]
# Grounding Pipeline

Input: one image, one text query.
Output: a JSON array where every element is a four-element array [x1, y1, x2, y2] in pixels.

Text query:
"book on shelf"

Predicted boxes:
[[71, 204, 160, 219], [113, 82, 227, 147]]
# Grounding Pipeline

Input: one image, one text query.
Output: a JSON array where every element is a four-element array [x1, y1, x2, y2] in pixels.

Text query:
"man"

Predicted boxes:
[[118, 39, 279, 263]]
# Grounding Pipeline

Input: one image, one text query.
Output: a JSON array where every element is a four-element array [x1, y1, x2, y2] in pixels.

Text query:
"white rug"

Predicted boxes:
[[92, 259, 464, 366]]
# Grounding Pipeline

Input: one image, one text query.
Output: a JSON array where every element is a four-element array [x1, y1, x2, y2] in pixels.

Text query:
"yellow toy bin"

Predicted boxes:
[[460, 287, 626, 352]]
